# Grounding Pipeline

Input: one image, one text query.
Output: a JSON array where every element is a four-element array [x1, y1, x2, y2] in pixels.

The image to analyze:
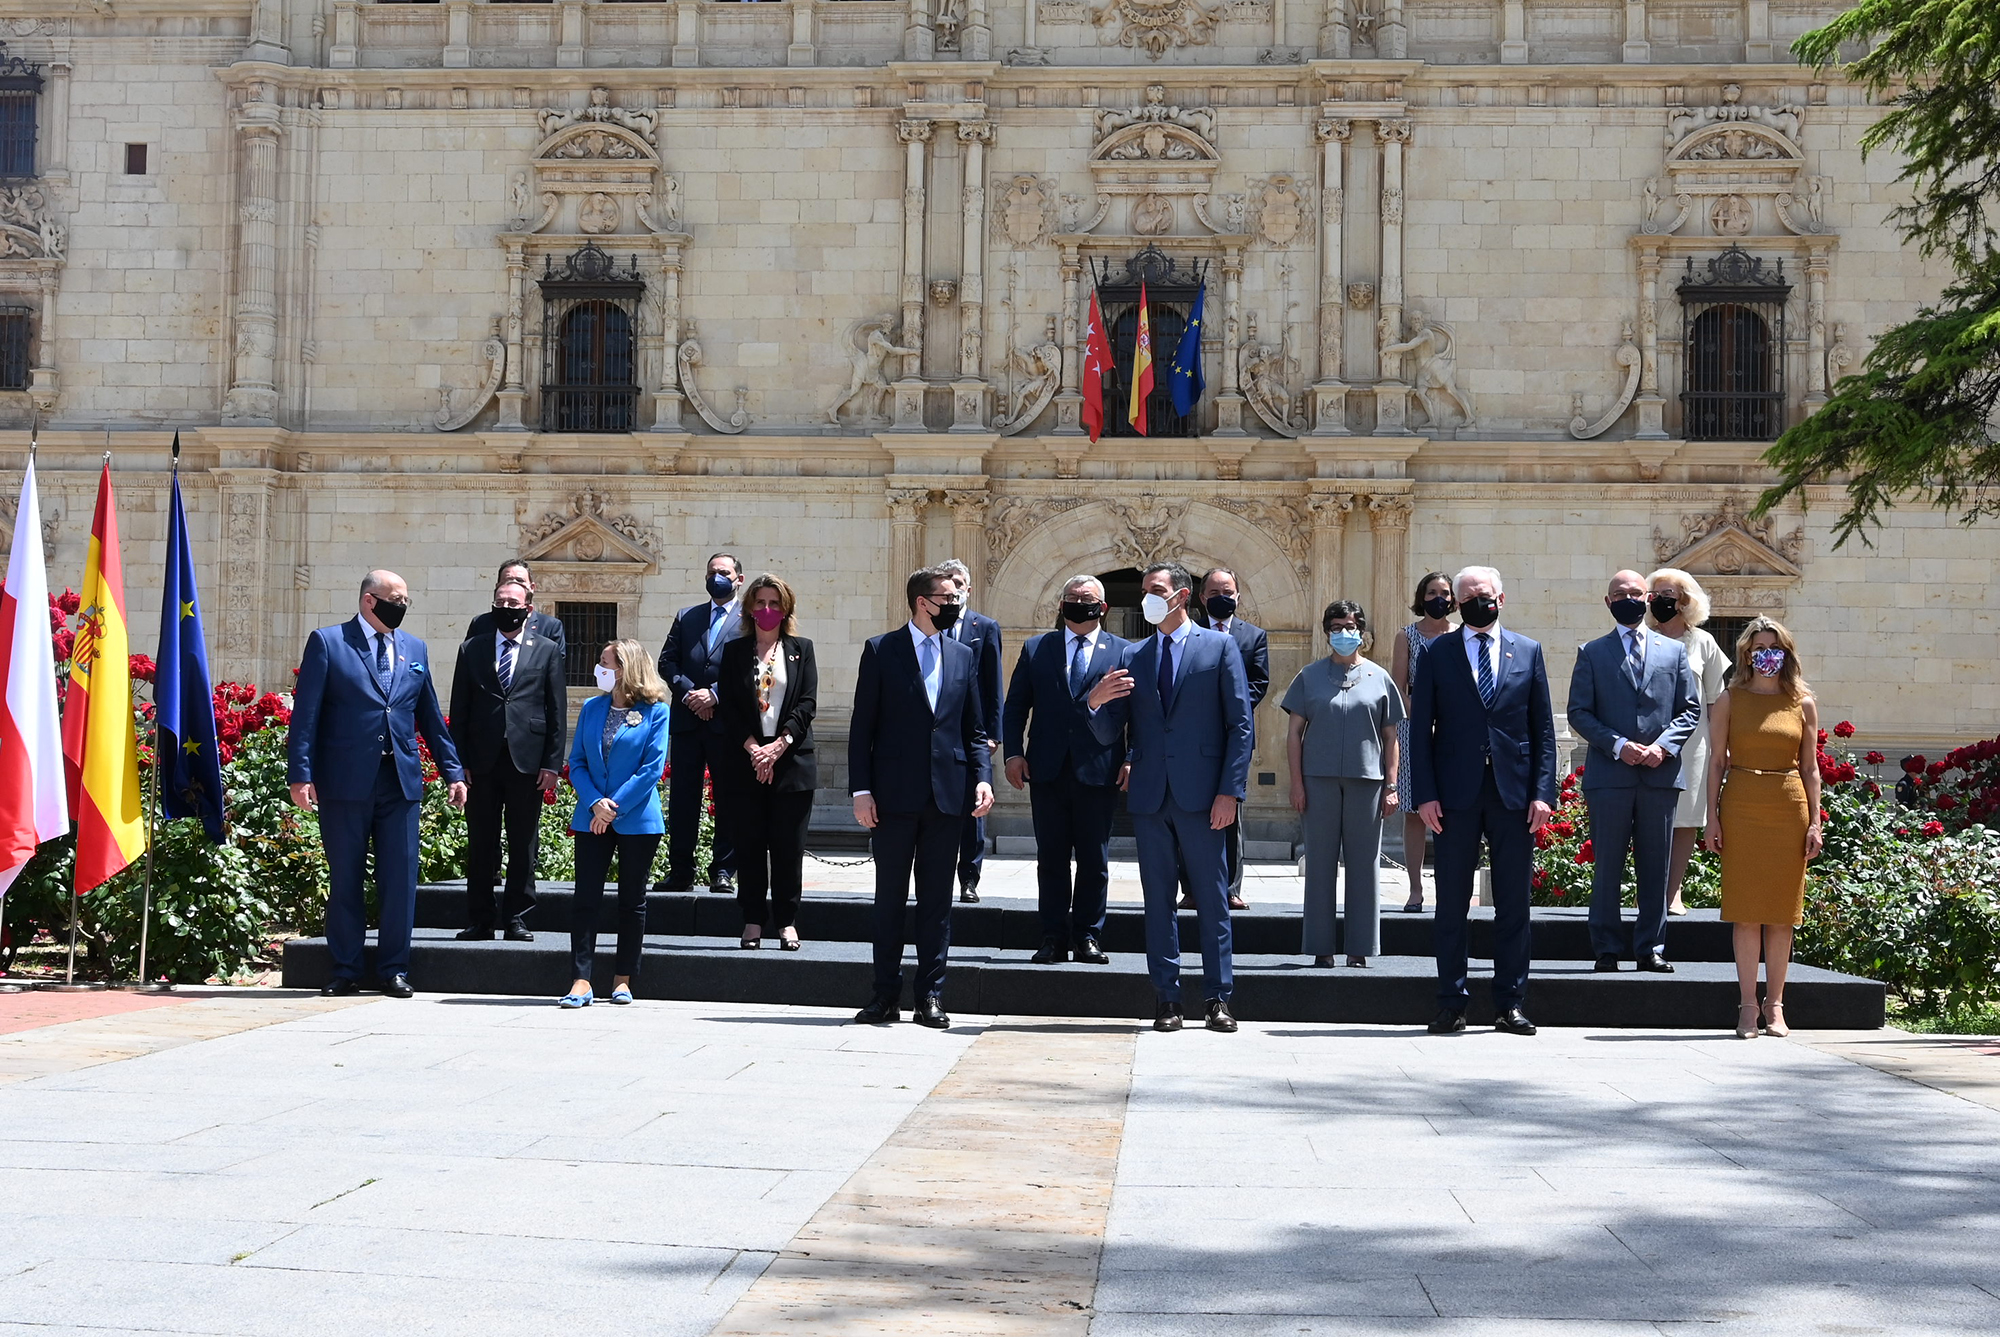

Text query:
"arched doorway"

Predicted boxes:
[[1096, 567, 1147, 641]]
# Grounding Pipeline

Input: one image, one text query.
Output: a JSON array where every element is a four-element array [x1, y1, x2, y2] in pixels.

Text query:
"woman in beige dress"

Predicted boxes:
[[1646, 568, 1730, 914]]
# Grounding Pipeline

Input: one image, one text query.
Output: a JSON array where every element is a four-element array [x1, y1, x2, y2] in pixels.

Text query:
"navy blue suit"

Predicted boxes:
[[1209, 617, 1269, 896], [948, 608, 1004, 890], [1004, 626, 1131, 944], [657, 598, 741, 889], [288, 617, 465, 984], [849, 626, 993, 1003], [1409, 624, 1559, 1013], [1568, 626, 1702, 959], [1089, 623, 1253, 1004]]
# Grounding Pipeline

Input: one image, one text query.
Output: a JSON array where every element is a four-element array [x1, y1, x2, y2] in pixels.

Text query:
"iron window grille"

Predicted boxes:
[[1678, 246, 1791, 443], [0, 43, 42, 179], [538, 243, 645, 433], [0, 305, 28, 390], [1091, 247, 1210, 438], [555, 601, 619, 687]]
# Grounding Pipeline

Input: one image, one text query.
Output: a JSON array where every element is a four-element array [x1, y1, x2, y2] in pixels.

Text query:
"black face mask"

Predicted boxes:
[[490, 604, 529, 634], [1609, 597, 1647, 628], [928, 601, 961, 632], [1459, 595, 1499, 629], [1205, 593, 1238, 622], [370, 596, 409, 630], [1649, 593, 1680, 623], [1061, 600, 1104, 626], [706, 571, 736, 601], [1422, 595, 1454, 621]]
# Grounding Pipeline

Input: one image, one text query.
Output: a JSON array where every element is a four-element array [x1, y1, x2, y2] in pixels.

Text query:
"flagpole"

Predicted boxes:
[[127, 438, 171, 992]]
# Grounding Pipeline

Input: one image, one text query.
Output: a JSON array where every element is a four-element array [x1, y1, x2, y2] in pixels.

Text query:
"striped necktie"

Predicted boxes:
[[498, 637, 516, 694], [374, 632, 393, 695], [1475, 633, 1495, 707]]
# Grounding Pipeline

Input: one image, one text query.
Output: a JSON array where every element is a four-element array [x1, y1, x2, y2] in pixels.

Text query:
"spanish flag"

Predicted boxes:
[[1127, 281, 1155, 436], [61, 461, 144, 894]]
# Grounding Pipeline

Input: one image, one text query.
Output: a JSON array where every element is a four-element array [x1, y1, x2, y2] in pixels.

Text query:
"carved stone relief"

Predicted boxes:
[[1132, 193, 1174, 235], [994, 340, 1062, 436], [1103, 492, 1187, 569], [0, 488, 58, 561], [518, 486, 661, 568], [827, 317, 919, 426], [435, 319, 506, 432], [1652, 495, 1805, 575], [1252, 175, 1310, 248], [577, 192, 621, 235], [1094, 0, 1221, 60], [1709, 194, 1752, 236], [678, 324, 749, 435], [1381, 311, 1475, 432], [1569, 322, 1641, 440], [996, 175, 1054, 249], [538, 87, 658, 146], [986, 493, 1087, 569]]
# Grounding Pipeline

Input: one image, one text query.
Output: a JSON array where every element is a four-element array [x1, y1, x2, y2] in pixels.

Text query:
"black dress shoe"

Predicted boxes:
[[1205, 1000, 1238, 1033], [503, 925, 534, 943], [1594, 953, 1621, 973], [1313, 955, 1335, 968], [1030, 939, 1067, 964], [853, 996, 900, 1025], [710, 873, 736, 896], [958, 883, 981, 904], [380, 974, 414, 999], [453, 927, 494, 942], [1153, 1002, 1183, 1032], [1636, 953, 1675, 973], [321, 977, 360, 997], [1176, 891, 1195, 910], [1428, 1008, 1467, 1034], [1494, 1007, 1538, 1036], [1073, 937, 1108, 965], [913, 995, 950, 1029]]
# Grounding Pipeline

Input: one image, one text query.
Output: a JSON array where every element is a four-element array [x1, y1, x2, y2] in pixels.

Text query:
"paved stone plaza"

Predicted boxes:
[[2, 974, 1997, 1335]]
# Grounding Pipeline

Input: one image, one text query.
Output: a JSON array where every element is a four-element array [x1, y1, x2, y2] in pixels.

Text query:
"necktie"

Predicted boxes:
[[706, 604, 726, 651], [374, 632, 392, 695], [1626, 629, 1644, 685], [1068, 634, 1089, 697], [1475, 633, 1495, 707], [498, 638, 516, 694], [1157, 633, 1176, 714], [919, 635, 938, 710]]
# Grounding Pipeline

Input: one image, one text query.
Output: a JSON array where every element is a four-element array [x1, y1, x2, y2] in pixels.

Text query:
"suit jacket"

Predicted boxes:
[[447, 628, 567, 776], [1567, 627, 1702, 792], [848, 628, 991, 815], [466, 607, 566, 663], [1214, 617, 1270, 746], [949, 608, 1004, 748], [658, 598, 742, 736], [1088, 624, 1253, 816], [1409, 626, 1559, 813], [287, 617, 465, 803], [1003, 628, 1131, 789], [567, 695, 670, 834], [715, 632, 820, 793]]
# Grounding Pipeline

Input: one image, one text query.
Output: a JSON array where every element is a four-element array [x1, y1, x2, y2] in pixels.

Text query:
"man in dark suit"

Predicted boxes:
[[1409, 565, 1558, 1036], [1568, 569, 1702, 974], [1199, 567, 1269, 910], [466, 559, 567, 664], [288, 571, 467, 998], [656, 552, 744, 895], [939, 558, 1002, 903], [449, 576, 568, 942], [1088, 562, 1253, 1034], [849, 566, 995, 1029], [1003, 574, 1131, 965]]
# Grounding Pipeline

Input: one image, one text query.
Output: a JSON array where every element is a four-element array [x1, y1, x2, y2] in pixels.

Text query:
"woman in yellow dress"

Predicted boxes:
[[1703, 617, 1822, 1039]]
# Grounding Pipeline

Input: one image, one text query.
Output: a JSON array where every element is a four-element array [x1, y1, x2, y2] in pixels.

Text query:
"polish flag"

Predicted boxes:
[[0, 456, 68, 897]]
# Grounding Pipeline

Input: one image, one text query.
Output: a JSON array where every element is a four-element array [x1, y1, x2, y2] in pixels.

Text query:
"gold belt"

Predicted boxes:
[[1729, 766, 1798, 776]]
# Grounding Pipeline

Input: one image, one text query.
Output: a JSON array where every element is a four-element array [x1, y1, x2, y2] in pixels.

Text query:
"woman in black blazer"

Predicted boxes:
[[716, 573, 819, 949]]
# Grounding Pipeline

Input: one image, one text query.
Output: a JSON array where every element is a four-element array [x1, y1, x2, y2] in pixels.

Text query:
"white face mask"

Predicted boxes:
[[593, 664, 618, 692], [1141, 591, 1174, 626]]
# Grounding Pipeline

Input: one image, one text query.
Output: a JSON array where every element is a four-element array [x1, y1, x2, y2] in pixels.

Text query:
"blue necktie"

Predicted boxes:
[[1157, 633, 1176, 714], [498, 638, 515, 694], [706, 604, 726, 651], [920, 635, 939, 710], [1625, 629, 1644, 686], [1475, 632, 1495, 708], [372, 632, 391, 696], [1068, 634, 1089, 697]]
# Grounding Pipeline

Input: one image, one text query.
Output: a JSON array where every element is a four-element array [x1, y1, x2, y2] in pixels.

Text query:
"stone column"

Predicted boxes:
[[223, 93, 284, 426], [27, 259, 59, 415], [1744, 0, 1772, 61], [1623, 0, 1650, 62], [653, 239, 688, 429], [1366, 492, 1412, 667], [496, 236, 529, 430], [43, 61, 70, 181], [945, 487, 990, 592], [245, 0, 289, 63], [672, 0, 701, 66], [1374, 119, 1411, 434], [557, 2, 586, 67], [951, 124, 994, 430], [329, 3, 358, 68], [1319, 0, 1350, 57], [1500, 0, 1526, 63], [1212, 243, 1248, 436], [210, 468, 279, 684], [886, 487, 930, 626], [1023, 0, 1038, 52], [1052, 241, 1084, 435], [1634, 242, 1668, 438], [892, 119, 933, 433], [788, 0, 817, 66], [1307, 117, 1351, 435], [964, 0, 991, 60], [1307, 487, 1355, 624], [904, 0, 935, 60], [1803, 246, 1830, 408]]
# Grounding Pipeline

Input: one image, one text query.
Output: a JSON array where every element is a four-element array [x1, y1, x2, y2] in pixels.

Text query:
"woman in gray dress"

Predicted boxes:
[[1283, 600, 1406, 967]]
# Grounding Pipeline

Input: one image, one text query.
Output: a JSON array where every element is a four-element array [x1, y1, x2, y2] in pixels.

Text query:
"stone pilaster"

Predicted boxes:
[[892, 119, 932, 430], [1308, 117, 1351, 436], [1211, 244, 1248, 436], [209, 466, 279, 685], [1622, 0, 1650, 62], [1374, 120, 1411, 435], [952, 123, 994, 431], [1052, 241, 1084, 435], [1307, 487, 1356, 625], [1804, 247, 1830, 408], [1366, 491, 1412, 667], [244, 0, 289, 63], [1634, 243, 1668, 439], [496, 237, 529, 430], [945, 486, 990, 593], [223, 91, 284, 427], [653, 237, 690, 430], [885, 486, 930, 626]]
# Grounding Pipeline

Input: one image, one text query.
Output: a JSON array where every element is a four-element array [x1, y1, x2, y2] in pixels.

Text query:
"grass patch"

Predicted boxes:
[[1888, 999, 2000, 1036]]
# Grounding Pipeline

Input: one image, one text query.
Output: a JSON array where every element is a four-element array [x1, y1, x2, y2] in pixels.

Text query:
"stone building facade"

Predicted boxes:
[[0, 0, 1994, 842]]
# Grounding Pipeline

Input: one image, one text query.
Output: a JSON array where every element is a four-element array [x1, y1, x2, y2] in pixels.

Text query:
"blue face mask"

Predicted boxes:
[[1328, 629, 1364, 656], [706, 570, 736, 601]]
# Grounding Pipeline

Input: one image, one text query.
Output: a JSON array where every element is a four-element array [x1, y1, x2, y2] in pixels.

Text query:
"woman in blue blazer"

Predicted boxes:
[[562, 638, 671, 1007]]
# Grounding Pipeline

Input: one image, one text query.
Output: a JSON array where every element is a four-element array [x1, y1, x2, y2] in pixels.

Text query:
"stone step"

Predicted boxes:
[[417, 881, 1741, 962], [279, 931, 1885, 1030]]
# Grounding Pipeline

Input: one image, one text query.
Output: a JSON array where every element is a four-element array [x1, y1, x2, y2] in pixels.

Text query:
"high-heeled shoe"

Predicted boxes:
[[779, 930, 800, 951], [1400, 899, 1424, 913], [1735, 1003, 1760, 1040], [1762, 1000, 1789, 1037], [740, 929, 762, 949], [1347, 955, 1368, 968]]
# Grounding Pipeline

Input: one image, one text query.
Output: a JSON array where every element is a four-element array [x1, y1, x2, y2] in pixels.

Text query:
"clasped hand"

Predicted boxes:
[[745, 736, 787, 784], [1618, 739, 1666, 768], [589, 797, 618, 835]]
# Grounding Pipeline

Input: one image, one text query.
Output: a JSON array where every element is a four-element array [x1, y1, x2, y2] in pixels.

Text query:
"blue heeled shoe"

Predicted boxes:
[[609, 987, 633, 1005], [559, 989, 593, 1008]]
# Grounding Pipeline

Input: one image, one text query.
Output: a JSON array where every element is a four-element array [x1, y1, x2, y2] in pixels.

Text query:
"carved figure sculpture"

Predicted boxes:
[[1709, 194, 1752, 236], [1240, 337, 1302, 437], [995, 340, 1062, 435], [1093, 83, 1216, 142], [1381, 312, 1476, 430], [577, 192, 621, 235], [828, 320, 919, 426], [539, 86, 659, 145], [1132, 193, 1174, 236]]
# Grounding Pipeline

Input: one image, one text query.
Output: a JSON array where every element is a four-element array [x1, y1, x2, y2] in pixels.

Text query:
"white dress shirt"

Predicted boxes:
[[756, 641, 788, 737], [494, 628, 523, 669], [1461, 622, 1501, 683]]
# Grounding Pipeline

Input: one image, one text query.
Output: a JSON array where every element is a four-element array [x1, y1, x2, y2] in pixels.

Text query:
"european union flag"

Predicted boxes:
[[1168, 283, 1207, 417], [156, 439, 225, 842]]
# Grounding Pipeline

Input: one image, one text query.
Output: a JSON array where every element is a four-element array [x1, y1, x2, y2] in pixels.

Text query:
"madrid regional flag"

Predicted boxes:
[[62, 461, 145, 894], [0, 455, 67, 897]]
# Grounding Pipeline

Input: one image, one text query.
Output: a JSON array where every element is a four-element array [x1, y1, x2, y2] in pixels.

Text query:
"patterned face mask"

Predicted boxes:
[[1749, 647, 1787, 677]]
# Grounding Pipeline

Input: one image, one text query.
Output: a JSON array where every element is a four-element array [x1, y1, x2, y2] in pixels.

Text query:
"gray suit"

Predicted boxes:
[[1566, 626, 1701, 958]]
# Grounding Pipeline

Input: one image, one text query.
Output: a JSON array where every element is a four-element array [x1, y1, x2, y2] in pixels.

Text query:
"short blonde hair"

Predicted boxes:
[[605, 638, 669, 704], [1644, 567, 1711, 629]]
